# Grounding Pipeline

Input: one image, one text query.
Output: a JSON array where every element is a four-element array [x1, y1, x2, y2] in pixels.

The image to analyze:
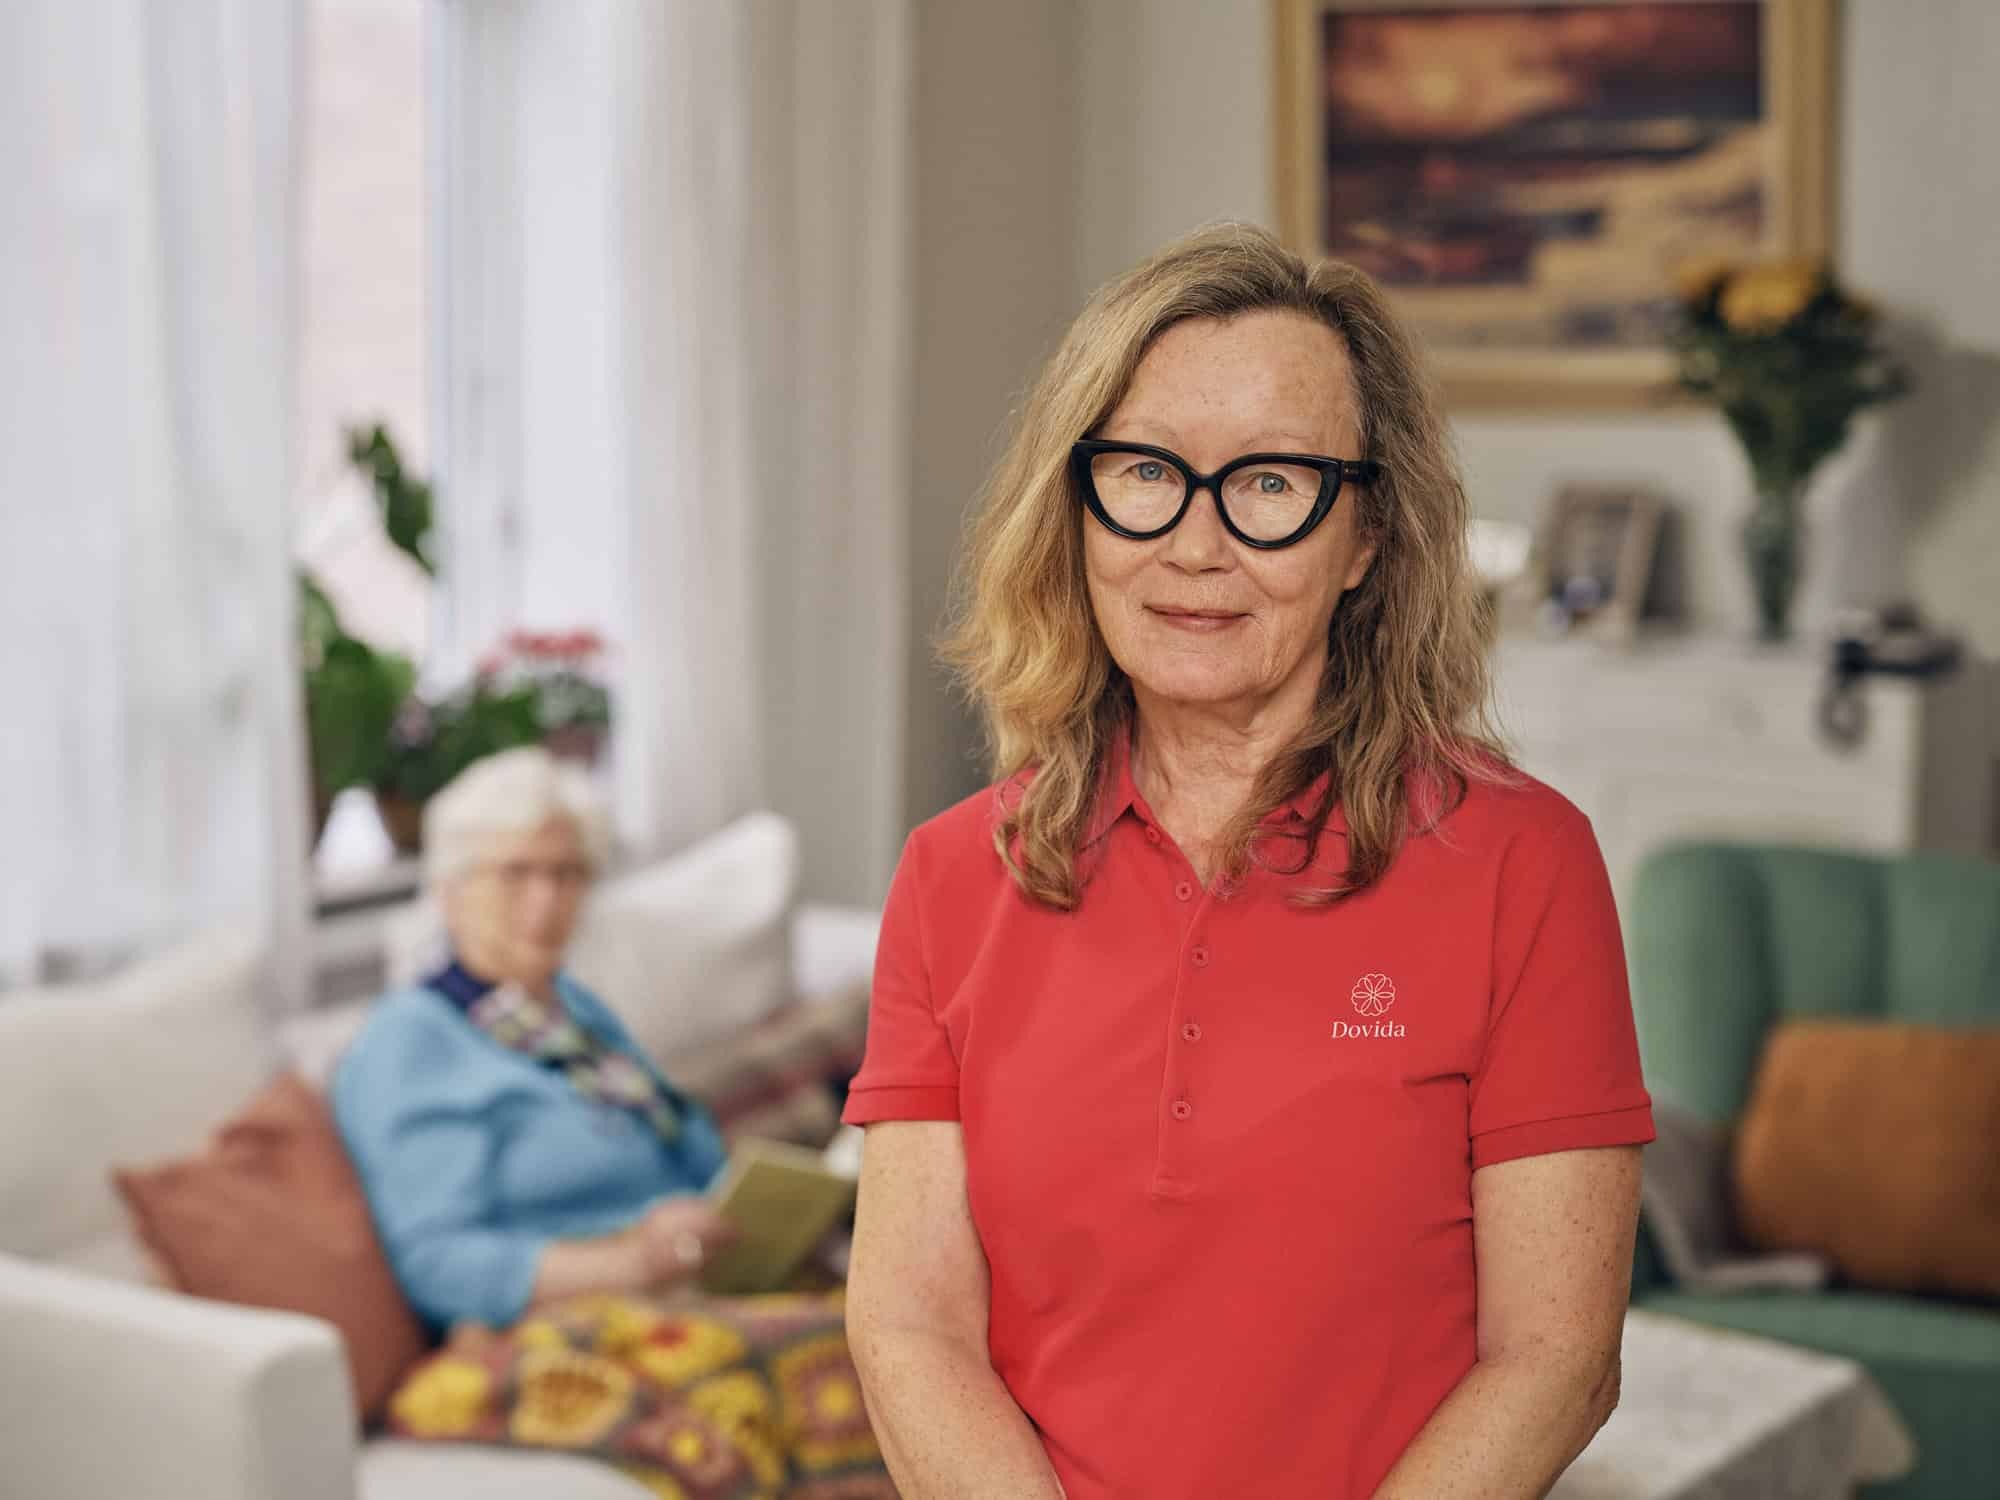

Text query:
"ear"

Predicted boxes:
[[1341, 535, 1380, 593]]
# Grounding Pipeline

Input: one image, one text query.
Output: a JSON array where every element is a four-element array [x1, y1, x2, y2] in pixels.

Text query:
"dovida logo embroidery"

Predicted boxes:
[[1335, 972, 1406, 1038]]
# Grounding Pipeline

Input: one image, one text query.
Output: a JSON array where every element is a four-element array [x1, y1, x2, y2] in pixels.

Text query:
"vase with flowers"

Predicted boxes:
[[1671, 257, 1910, 641]]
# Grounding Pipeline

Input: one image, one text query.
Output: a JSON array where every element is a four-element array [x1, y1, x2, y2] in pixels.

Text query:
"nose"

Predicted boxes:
[[516, 875, 568, 935], [1157, 481, 1233, 573]]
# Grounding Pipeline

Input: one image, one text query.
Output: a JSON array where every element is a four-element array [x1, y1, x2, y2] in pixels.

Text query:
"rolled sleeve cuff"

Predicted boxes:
[[841, 1083, 960, 1126], [1471, 1102, 1656, 1171]]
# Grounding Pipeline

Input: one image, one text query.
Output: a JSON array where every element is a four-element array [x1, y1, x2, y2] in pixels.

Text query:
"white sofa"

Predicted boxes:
[[0, 815, 880, 1500]]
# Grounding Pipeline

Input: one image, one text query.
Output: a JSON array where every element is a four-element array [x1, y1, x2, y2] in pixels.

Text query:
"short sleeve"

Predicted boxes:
[[841, 832, 961, 1125], [1468, 807, 1656, 1170]]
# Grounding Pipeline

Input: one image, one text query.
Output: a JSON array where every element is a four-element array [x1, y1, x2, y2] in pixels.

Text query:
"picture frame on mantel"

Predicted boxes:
[[1508, 484, 1667, 642], [1272, 0, 1836, 410]]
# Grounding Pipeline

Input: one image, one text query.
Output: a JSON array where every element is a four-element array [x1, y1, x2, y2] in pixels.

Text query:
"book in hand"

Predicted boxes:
[[698, 1136, 858, 1295]]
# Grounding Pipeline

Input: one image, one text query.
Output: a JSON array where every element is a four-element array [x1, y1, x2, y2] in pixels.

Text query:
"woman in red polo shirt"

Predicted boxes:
[[842, 224, 1655, 1498]]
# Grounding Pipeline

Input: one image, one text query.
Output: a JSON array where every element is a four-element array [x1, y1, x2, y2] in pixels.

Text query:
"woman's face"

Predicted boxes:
[[442, 815, 591, 991], [1083, 310, 1378, 721]]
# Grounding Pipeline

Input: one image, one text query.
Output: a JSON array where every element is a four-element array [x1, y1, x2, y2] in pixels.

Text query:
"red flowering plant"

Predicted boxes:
[[479, 628, 614, 764]]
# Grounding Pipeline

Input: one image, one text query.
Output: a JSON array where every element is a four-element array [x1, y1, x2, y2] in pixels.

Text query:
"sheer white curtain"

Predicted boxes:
[[435, 0, 914, 903], [0, 1, 310, 1002]]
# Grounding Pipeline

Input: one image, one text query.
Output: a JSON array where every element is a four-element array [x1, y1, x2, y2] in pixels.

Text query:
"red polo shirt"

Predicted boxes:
[[843, 745, 1654, 1498]]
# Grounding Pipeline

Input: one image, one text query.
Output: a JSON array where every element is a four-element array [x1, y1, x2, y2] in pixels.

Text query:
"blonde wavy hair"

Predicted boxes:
[[942, 222, 1519, 909]]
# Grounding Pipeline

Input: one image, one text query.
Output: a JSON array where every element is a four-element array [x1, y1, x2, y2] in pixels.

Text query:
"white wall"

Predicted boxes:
[[1071, 0, 2000, 652]]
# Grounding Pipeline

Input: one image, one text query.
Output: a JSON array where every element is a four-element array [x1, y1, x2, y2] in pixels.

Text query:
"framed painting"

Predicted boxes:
[[1273, 0, 1835, 409]]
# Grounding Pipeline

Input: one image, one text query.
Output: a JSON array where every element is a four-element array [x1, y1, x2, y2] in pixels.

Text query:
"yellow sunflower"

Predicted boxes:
[[1672, 254, 1736, 306], [510, 1349, 636, 1448], [389, 1356, 493, 1439], [1720, 257, 1823, 333]]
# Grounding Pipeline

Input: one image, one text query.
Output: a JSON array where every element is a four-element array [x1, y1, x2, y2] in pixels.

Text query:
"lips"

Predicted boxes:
[[1147, 605, 1247, 633]]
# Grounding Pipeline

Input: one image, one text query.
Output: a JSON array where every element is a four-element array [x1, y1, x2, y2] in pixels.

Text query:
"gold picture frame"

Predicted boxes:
[[1273, 0, 1836, 410]]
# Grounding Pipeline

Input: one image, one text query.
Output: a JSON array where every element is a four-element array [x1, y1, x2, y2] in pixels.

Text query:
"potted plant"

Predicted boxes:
[[1670, 257, 1910, 641], [372, 677, 544, 854], [480, 628, 615, 766], [300, 575, 415, 842]]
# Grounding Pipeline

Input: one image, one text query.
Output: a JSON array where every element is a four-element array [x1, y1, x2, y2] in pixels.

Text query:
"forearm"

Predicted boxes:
[[851, 1324, 1065, 1500], [1371, 1351, 1617, 1499], [530, 1231, 657, 1306]]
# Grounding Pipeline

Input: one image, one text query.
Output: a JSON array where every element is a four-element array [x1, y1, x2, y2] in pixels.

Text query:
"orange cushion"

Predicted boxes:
[[1732, 1021, 2000, 1300], [114, 1072, 429, 1420]]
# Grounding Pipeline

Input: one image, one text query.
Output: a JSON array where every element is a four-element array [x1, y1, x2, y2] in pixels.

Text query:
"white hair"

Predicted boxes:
[[421, 746, 613, 889]]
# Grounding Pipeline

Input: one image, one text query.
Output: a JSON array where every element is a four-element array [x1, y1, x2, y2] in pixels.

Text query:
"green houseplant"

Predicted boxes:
[[1671, 257, 1910, 640]]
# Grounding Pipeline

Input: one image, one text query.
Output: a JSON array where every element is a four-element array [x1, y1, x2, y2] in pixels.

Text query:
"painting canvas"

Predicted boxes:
[[1275, 0, 1833, 407]]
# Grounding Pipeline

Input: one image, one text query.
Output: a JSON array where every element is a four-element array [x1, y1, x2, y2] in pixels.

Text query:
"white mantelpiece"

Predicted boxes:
[[1490, 631, 1997, 919]]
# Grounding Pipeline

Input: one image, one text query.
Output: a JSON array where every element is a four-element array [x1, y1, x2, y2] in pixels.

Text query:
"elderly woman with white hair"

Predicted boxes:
[[331, 747, 739, 1332]]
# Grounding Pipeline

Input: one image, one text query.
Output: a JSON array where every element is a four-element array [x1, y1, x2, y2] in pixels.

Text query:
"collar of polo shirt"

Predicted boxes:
[[1080, 728, 1334, 849]]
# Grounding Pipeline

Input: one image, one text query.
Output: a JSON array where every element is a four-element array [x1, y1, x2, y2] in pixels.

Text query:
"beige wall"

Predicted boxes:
[[894, 0, 1999, 839], [1072, 0, 2000, 650], [901, 0, 1081, 830]]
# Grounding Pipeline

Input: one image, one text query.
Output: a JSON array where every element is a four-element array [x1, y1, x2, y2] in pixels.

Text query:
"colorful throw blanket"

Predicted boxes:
[[385, 1290, 895, 1499]]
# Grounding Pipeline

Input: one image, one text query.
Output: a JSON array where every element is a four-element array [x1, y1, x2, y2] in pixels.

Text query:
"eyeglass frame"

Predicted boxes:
[[1070, 438, 1383, 551]]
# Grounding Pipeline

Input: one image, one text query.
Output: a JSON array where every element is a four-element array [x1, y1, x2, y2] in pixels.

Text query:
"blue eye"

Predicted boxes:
[[1256, 472, 1289, 495], [1135, 461, 1167, 483]]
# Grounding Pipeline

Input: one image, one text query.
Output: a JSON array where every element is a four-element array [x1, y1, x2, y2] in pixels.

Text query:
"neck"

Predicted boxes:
[[1129, 671, 1319, 861], [452, 949, 558, 1006]]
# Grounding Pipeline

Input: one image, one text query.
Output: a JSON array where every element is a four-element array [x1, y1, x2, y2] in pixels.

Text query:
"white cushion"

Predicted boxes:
[[280, 999, 374, 1092], [0, 927, 272, 1270], [383, 812, 800, 1064]]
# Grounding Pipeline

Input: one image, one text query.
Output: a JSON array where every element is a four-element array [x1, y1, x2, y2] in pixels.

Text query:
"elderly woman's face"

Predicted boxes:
[[1084, 311, 1377, 718], [442, 815, 590, 990]]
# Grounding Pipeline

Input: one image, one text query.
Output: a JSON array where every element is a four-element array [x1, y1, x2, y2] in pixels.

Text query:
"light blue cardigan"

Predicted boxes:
[[330, 975, 728, 1331]]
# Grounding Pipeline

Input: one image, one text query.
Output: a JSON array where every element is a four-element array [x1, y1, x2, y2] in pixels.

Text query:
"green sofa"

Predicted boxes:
[[1625, 841, 2000, 1500]]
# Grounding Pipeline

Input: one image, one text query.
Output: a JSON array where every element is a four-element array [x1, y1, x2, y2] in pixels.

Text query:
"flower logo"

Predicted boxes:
[[1350, 972, 1397, 1017]]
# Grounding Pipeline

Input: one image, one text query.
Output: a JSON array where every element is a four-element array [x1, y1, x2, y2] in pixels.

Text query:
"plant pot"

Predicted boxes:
[[1741, 481, 1804, 642], [374, 790, 427, 855], [543, 724, 607, 768]]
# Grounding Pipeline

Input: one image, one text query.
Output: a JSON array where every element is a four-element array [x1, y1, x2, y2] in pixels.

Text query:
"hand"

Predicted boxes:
[[629, 1196, 740, 1287]]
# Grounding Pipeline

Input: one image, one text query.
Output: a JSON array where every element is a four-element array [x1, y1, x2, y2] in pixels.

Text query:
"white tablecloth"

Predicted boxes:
[[1553, 1309, 1916, 1500]]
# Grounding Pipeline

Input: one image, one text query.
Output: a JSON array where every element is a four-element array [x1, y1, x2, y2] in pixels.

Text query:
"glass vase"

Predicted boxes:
[[1741, 478, 1804, 642]]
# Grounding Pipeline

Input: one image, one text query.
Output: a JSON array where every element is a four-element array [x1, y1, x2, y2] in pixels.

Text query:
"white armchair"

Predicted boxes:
[[0, 1255, 356, 1500]]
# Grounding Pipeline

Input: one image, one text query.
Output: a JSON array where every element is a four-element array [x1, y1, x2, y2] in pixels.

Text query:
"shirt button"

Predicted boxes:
[[1181, 1021, 1202, 1043], [1174, 880, 1194, 902], [1144, 826, 1162, 846], [1191, 945, 1210, 968], [1170, 1098, 1193, 1121]]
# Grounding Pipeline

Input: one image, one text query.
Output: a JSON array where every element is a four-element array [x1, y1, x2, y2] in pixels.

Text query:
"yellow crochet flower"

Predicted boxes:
[[773, 1333, 881, 1473], [389, 1356, 493, 1439], [1720, 257, 1822, 332], [688, 1371, 787, 1489], [509, 1349, 636, 1448], [590, 1296, 667, 1358], [514, 1318, 569, 1353], [628, 1315, 748, 1389], [615, 1466, 690, 1500]]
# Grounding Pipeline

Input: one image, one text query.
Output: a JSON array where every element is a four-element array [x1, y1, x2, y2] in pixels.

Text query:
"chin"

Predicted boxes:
[[1127, 658, 1262, 707]]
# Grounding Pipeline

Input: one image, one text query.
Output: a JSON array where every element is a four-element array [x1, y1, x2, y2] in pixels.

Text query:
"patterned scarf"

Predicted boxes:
[[425, 959, 684, 1144]]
